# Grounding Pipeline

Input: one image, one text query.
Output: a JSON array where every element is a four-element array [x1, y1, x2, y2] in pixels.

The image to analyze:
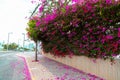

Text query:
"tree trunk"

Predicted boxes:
[[35, 41, 38, 61]]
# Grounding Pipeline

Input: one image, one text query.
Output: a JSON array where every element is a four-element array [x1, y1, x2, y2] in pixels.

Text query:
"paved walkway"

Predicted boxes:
[[17, 52, 104, 80]]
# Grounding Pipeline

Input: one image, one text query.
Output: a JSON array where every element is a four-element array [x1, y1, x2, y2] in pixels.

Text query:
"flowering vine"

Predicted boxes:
[[26, 0, 120, 61]]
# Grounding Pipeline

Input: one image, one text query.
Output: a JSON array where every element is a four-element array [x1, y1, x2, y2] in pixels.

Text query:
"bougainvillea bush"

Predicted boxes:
[[26, 0, 120, 60]]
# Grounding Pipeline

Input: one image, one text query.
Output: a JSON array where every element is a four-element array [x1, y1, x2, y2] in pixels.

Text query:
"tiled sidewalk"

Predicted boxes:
[[17, 52, 104, 80]]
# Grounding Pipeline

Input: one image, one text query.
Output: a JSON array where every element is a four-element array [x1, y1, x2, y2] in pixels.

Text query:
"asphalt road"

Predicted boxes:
[[0, 51, 31, 80]]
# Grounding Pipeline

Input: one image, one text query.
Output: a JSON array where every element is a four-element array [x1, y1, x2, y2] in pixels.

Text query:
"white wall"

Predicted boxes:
[[42, 52, 120, 80]]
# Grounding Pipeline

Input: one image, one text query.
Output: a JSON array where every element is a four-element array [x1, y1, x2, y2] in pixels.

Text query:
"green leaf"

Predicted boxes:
[[91, 50, 97, 54], [61, 8, 66, 13]]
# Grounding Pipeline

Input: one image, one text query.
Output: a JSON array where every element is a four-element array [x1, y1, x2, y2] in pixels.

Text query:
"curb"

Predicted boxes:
[[16, 54, 35, 80], [24, 56, 35, 80]]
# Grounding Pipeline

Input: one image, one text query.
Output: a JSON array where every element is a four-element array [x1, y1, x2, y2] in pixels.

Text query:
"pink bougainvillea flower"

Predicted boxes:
[[36, 21, 40, 27], [109, 20, 113, 22], [118, 32, 120, 37], [51, 31, 56, 35], [92, 0, 99, 3], [112, 42, 118, 49], [72, 0, 84, 4], [65, 5, 70, 11], [85, 2, 93, 10], [82, 6, 88, 13], [43, 13, 57, 24], [106, 35, 113, 39], [89, 28, 93, 32], [112, 54, 117, 57], [72, 0, 79, 3], [106, 0, 112, 4], [72, 7, 77, 12], [118, 31, 120, 37], [39, 5, 44, 13], [71, 4, 77, 12], [118, 28, 120, 32]]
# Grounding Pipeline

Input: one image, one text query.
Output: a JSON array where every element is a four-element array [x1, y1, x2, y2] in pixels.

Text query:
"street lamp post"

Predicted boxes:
[[22, 33, 25, 53], [18, 39, 21, 49], [7, 32, 13, 51]]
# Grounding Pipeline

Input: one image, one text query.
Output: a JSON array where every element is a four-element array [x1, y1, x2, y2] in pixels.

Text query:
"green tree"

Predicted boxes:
[[2, 43, 18, 50], [26, 20, 39, 61], [2, 44, 7, 50]]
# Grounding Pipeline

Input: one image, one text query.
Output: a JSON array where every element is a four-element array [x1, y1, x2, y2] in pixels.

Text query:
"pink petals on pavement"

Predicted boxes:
[[38, 57, 104, 80], [19, 56, 31, 80]]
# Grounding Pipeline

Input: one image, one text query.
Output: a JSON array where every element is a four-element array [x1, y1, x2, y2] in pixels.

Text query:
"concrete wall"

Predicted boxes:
[[42, 52, 120, 80]]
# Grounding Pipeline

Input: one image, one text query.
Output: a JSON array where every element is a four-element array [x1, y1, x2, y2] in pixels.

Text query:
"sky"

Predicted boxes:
[[0, 0, 37, 44]]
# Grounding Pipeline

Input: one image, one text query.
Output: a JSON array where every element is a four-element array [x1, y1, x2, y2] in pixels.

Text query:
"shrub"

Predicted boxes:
[[26, 0, 120, 60]]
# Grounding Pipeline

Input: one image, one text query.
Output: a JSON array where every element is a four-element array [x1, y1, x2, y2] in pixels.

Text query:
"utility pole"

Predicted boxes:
[[7, 32, 12, 51]]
